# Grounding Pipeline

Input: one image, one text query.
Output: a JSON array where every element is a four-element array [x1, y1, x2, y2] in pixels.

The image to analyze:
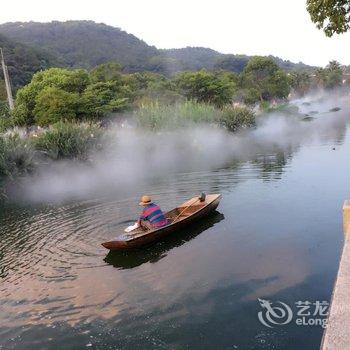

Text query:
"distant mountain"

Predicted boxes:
[[0, 20, 315, 78], [0, 21, 158, 69], [162, 48, 314, 72], [161, 47, 222, 71], [0, 32, 56, 89]]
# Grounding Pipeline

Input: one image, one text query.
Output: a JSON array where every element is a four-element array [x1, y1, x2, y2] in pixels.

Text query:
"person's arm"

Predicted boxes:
[[138, 210, 146, 224]]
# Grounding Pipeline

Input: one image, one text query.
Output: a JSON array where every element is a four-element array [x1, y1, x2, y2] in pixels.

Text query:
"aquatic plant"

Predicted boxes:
[[33, 121, 103, 160]]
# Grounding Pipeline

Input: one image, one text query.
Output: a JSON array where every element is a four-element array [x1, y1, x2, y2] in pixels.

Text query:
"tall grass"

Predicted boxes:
[[0, 134, 35, 178], [135, 100, 255, 131], [33, 121, 103, 160], [135, 101, 220, 130]]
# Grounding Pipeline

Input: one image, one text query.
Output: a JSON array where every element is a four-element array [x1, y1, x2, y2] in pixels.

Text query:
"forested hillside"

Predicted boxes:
[[0, 21, 158, 69], [0, 21, 314, 75], [0, 33, 56, 89]]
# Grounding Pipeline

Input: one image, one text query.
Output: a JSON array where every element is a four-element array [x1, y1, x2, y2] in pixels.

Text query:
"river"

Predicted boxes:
[[1, 94, 350, 349]]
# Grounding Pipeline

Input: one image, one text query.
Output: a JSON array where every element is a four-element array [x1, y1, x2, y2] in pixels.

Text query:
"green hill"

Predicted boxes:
[[0, 21, 158, 69], [0, 32, 56, 90], [0, 20, 315, 79]]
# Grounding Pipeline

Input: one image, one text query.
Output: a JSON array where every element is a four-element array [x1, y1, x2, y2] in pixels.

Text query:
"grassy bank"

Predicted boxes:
[[135, 100, 255, 131], [0, 101, 256, 199], [0, 122, 103, 180]]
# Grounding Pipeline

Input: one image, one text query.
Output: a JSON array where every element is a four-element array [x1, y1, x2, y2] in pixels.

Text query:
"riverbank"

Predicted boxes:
[[321, 201, 350, 349], [1, 105, 348, 349], [0, 101, 257, 199]]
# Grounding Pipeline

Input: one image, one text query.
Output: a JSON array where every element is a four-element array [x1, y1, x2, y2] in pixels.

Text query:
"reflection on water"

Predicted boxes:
[[1, 101, 350, 349]]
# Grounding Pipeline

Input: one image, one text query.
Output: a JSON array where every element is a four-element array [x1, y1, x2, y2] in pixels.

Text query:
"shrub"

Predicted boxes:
[[33, 121, 103, 160], [219, 106, 255, 131]]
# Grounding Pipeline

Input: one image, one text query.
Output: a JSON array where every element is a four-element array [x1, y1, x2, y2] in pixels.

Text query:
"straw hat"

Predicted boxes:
[[139, 195, 152, 206]]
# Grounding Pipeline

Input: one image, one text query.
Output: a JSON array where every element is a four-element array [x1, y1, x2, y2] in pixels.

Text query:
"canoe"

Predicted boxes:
[[101, 193, 222, 251], [104, 211, 224, 268]]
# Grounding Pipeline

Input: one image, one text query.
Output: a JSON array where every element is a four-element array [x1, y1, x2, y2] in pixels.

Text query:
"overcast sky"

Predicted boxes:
[[1, 0, 349, 67]]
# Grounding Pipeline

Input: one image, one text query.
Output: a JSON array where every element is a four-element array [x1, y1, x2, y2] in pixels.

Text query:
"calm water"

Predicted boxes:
[[1, 105, 350, 349]]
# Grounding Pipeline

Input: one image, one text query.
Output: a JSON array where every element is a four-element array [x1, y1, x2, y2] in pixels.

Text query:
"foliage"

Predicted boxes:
[[306, 0, 350, 36], [13, 66, 135, 126], [128, 72, 167, 90], [134, 80, 183, 107], [241, 57, 290, 103], [90, 62, 123, 82], [325, 60, 344, 89], [0, 21, 314, 74], [0, 21, 158, 69], [33, 121, 103, 160], [135, 100, 256, 131], [0, 33, 57, 90], [135, 101, 219, 130], [34, 87, 81, 125], [161, 47, 221, 71], [0, 116, 13, 132], [13, 68, 91, 125], [288, 71, 312, 96], [0, 99, 11, 118], [145, 55, 182, 75], [0, 134, 35, 177], [219, 106, 255, 131], [214, 55, 249, 72], [312, 61, 344, 89], [82, 81, 131, 117], [314, 68, 328, 87], [0, 80, 7, 100], [175, 70, 236, 107]]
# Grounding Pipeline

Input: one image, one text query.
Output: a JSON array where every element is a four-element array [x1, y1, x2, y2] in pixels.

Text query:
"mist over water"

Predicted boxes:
[[2, 89, 350, 350], [8, 89, 350, 203]]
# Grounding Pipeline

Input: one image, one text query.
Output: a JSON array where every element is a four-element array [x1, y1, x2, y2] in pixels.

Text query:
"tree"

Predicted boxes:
[[90, 62, 123, 83], [241, 57, 290, 103], [288, 71, 312, 96], [175, 70, 235, 107], [307, 0, 350, 36], [33, 87, 80, 126], [325, 60, 343, 89], [314, 68, 327, 88], [82, 81, 131, 117], [214, 55, 249, 72], [128, 72, 167, 90], [146, 56, 183, 75], [13, 68, 90, 125]]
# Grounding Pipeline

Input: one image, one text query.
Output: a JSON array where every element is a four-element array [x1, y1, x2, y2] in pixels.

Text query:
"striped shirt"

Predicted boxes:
[[140, 203, 168, 228]]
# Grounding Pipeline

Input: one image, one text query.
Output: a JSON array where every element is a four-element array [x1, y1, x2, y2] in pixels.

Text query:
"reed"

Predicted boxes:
[[0, 134, 35, 178], [33, 121, 103, 160], [135, 100, 220, 130]]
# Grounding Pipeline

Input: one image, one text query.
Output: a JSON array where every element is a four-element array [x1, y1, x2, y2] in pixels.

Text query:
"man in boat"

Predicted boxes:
[[138, 195, 168, 230]]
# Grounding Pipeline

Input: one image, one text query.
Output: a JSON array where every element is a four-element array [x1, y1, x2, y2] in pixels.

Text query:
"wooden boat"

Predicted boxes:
[[101, 193, 222, 251]]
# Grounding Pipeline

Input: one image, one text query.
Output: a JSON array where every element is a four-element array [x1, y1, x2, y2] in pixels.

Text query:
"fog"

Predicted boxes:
[[9, 89, 350, 203]]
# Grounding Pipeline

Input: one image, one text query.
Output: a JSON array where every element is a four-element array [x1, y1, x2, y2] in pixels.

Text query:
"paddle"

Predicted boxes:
[[172, 193, 206, 223]]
